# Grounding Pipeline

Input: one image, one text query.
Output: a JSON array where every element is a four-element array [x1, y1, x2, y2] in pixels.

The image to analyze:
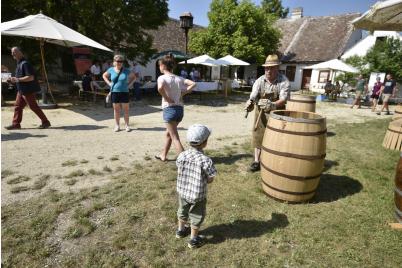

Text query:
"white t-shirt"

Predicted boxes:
[[131, 65, 141, 82], [157, 74, 186, 109], [90, 64, 101, 76]]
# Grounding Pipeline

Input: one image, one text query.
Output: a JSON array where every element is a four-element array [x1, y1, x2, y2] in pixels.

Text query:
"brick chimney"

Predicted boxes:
[[291, 7, 303, 19]]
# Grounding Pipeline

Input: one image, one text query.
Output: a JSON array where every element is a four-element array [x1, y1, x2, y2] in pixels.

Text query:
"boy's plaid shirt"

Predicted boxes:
[[176, 148, 217, 203]]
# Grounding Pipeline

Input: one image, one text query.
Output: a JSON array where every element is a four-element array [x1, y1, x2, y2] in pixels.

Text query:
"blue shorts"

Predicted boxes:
[[163, 105, 184, 123], [111, 92, 129, 103]]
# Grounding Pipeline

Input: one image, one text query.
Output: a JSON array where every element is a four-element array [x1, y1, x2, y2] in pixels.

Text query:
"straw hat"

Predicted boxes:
[[262, 54, 281, 67]]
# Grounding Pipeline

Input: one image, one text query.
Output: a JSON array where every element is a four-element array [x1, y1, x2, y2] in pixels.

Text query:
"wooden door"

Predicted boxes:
[[301, 69, 312, 89]]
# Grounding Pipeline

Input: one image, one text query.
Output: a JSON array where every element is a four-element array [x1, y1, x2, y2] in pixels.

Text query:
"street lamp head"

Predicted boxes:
[[180, 12, 194, 29]]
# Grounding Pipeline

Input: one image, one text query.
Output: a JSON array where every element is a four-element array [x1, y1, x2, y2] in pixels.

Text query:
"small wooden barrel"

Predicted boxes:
[[395, 153, 402, 223], [383, 120, 402, 151], [261, 110, 326, 202], [393, 105, 402, 121], [286, 94, 316, 113]]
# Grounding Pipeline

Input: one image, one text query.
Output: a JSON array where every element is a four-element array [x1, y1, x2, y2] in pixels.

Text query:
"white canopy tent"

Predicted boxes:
[[1, 13, 112, 106], [214, 55, 250, 66], [305, 59, 359, 73], [179, 54, 217, 66], [352, 0, 402, 31], [305, 59, 359, 88]]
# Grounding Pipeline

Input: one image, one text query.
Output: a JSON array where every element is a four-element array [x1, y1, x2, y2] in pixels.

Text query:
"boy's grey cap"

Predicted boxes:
[[187, 124, 211, 145]]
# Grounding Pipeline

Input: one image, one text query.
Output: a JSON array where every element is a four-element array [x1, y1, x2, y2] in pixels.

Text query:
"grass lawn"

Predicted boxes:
[[2, 119, 402, 267]]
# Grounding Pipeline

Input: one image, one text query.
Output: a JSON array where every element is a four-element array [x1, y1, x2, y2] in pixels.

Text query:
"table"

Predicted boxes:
[[194, 81, 220, 92]]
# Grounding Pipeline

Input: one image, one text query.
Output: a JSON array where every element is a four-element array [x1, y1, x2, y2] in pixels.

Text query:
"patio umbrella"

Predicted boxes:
[[1, 13, 112, 106], [352, 0, 402, 31], [214, 55, 250, 66], [179, 54, 217, 66]]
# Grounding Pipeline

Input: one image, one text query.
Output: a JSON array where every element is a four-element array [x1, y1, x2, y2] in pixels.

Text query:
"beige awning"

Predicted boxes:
[[352, 0, 402, 31]]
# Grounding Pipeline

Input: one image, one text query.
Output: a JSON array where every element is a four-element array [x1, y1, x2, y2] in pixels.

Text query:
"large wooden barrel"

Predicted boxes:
[[261, 110, 326, 202], [286, 94, 316, 113], [383, 120, 402, 151], [395, 153, 402, 223], [393, 105, 402, 121]]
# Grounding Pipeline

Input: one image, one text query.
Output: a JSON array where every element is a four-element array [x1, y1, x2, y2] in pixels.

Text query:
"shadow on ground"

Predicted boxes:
[[61, 100, 162, 122], [327, 131, 336, 137], [202, 213, 289, 244], [2, 133, 47, 141], [323, 159, 339, 172], [312, 174, 363, 203], [211, 153, 253, 165], [136, 127, 187, 132], [51, 125, 108, 131]]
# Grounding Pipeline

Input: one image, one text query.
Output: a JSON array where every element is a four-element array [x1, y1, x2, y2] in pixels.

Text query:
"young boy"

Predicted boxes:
[[176, 124, 217, 248]]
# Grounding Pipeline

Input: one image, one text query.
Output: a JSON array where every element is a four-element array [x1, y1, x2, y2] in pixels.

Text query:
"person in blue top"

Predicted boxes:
[[102, 55, 136, 132]]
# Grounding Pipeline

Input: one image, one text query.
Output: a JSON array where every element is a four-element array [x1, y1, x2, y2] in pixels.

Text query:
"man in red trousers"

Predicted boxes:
[[5, 47, 51, 130]]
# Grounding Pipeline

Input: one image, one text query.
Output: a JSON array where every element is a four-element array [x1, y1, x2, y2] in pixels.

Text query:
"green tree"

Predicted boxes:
[[1, 0, 169, 64], [261, 0, 289, 19], [341, 37, 402, 84], [189, 0, 280, 64], [365, 37, 402, 81]]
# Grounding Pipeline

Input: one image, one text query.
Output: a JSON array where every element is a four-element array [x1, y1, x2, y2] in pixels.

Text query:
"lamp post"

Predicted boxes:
[[180, 12, 193, 65]]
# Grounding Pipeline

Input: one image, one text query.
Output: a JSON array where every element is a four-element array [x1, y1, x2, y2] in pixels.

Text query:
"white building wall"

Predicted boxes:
[[281, 64, 309, 91], [343, 29, 362, 52], [140, 59, 157, 81]]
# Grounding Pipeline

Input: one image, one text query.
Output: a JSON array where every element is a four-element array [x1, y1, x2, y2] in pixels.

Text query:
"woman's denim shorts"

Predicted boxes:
[[163, 105, 184, 123]]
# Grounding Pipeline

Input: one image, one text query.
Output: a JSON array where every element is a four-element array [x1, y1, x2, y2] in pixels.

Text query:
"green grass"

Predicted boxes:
[[109, 156, 119, 161], [64, 179, 77, 186], [10, 186, 30, 194], [31, 175, 51, 190], [87, 169, 103, 176], [6, 175, 31, 185], [65, 170, 85, 178], [61, 160, 78, 167], [1, 169, 15, 178], [1, 119, 402, 267]]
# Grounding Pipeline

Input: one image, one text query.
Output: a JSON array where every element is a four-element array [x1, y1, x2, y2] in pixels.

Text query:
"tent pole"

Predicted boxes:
[[39, 39, 56, 104]]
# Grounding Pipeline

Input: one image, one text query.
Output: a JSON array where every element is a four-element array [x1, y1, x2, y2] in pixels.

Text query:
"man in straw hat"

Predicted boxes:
[[244, 54, 290, 172]]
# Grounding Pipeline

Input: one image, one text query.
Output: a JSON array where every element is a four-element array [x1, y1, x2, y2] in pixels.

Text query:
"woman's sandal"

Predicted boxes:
[[154, 155, 167, 162]]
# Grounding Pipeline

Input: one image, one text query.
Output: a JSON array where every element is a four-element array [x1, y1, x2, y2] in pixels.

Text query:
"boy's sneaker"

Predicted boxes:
[[249, 161, 260, 172], [188, 235, 205, 249], [386, 111, 391, 115], [175, 227, 190, 238]]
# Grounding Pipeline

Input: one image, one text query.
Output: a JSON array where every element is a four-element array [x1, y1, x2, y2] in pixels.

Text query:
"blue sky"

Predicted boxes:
[[168, 0, 378, 26]]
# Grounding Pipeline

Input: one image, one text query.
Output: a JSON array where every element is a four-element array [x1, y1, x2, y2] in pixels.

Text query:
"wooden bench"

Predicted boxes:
[[73, 80, 111, 107]]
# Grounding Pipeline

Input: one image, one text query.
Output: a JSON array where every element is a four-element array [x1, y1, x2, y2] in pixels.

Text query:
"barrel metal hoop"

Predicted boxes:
[[387, 128, 402, 135], [395, 187, 402, 196], [261, 179, 316, 195], [262, 146, 326, 160], [266, 125, 327, 136], [270, 112, 325, 124], [261, 162, 321, 180], [289, 99, 316, 104]]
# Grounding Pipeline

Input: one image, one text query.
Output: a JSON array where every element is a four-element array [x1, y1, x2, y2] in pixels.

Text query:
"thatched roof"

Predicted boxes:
[[276, 13, 361, 63], [147, 19, 203, 53]]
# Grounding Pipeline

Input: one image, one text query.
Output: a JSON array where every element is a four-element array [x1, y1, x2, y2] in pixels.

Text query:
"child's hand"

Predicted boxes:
[[207, 177, 214, 183]]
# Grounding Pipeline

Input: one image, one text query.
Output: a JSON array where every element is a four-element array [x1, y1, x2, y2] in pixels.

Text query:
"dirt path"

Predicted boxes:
[[1, 98, 393, 204]]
